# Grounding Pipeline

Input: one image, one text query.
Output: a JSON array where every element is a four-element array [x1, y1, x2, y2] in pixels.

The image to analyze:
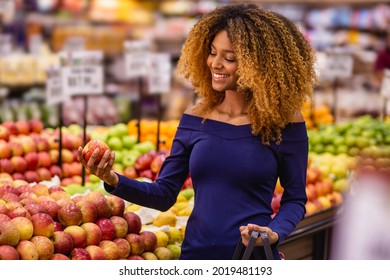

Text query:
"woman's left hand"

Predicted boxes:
[[239, 224, 279, 246]]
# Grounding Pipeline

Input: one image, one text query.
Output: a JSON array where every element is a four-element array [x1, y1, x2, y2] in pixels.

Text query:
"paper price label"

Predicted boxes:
[[46, 66, 67, 105], [324, 53, 354, 80], [380, 69, 390, 99], [63, 36, 86, 52], [147, 53, 172, 94], [59, 51, 104, 96], [0, 34, 12, 56], [0, 0, 15, 19], [124, 40, 152, 78]]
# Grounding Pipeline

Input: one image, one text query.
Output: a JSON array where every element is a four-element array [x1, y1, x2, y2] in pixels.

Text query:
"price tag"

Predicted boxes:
[[63, 36, 86, 52], [0, 0, 15, 20], [323, 52, 354, 80], [380, 69, 390, 99], [0, 34, 12, 56], [124, 40, 152, 78], [45, 66, 67, 105], [59, 51, 104, 96], [147, 53, 172, 94], [28, 34, 44, 55]]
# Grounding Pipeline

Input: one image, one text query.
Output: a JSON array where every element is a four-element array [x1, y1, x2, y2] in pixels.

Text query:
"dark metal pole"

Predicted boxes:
[[81, 95, 88, 186]]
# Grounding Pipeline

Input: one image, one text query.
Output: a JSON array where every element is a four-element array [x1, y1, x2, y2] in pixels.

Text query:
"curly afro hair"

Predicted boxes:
[[176, 3, 318, 144]]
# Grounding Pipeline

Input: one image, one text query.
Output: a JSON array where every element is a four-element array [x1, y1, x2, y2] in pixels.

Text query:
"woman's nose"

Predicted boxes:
[[211, 56, 223, 69]]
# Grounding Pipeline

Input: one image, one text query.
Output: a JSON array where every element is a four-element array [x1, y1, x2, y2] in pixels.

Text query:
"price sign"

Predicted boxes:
[[59, 51, 104, 96], [45, 66, 67, 105], [124, 40, 152, 78], [147, 53, 172, 94], [28, 34, 44, 55], [63, 36, 86, 52], [0, 0, 15, 20], [323, 52, 354, 80], [0, 34, 12, 56], [380, 69, 390, 99]]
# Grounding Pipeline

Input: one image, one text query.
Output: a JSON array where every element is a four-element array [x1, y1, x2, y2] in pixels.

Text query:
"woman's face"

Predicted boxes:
[[207, 30, 239, 92]]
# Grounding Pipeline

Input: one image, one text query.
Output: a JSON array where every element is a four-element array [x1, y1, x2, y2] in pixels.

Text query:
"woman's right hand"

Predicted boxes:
[[77, 146, 119, 187]]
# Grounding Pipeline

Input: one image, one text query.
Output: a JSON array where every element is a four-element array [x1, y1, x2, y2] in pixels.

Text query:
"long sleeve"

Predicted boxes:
[[104, 126, 192, 211], [267, 122, 308, 243]]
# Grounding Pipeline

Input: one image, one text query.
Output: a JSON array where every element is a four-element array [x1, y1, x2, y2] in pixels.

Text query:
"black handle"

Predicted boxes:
[[232, 230, 274, 260]]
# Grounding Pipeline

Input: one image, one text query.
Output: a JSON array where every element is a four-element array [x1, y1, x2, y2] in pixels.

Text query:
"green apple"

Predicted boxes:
[[108, 123, 128, 138], [90, 132, 108, 142], [112, 163, 124, 174], [121, 153, 138, 167], [133, 141, 156, 154], [122, 135, 138, 150], [89, 174, 101, 184], [107, 137, 123, 151], [114, 150, 123, 164]]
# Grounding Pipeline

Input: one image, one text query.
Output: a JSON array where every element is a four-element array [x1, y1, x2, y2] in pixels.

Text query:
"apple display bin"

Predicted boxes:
[[232, 231, 274, 260], [278, 205, 341, 260]]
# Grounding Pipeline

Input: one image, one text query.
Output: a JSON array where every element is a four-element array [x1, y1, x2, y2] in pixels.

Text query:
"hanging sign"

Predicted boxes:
[[147, 53, 172, 94], [0, 34, 12, 56], [124, 40, 152, 78], [45, 66, 67, 105], [63, 36, 86, 52], [0, 0, 15, 21], [59, 50, 104, 96], [323, 52, 354, 80], [380, 69, 390, 99]]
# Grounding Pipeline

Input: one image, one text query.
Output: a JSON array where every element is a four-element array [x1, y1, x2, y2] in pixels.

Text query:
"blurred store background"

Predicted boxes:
[[0, 0, 390, 127]]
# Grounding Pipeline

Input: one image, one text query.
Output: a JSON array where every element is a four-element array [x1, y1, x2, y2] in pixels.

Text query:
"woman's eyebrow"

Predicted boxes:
[[210, 44, 235, 53]]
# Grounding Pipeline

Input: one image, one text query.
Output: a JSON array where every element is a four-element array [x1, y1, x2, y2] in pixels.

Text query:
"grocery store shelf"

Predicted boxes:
[[279, 206, 342, 259]]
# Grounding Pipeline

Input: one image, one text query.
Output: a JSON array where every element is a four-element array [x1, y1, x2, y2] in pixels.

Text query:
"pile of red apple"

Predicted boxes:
[[271, 166, 344, 217], [0, 120, 88, 187], [0, 177, 167, 260], [120, 149, 193, 190]]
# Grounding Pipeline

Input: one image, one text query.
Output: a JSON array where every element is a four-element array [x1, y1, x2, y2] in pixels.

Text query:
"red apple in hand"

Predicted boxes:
[[82, 140, 110, 164]]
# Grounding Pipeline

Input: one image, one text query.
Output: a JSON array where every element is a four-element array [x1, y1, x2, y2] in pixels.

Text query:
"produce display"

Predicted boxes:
[[0, 175, 182, 260], [2, 113, 389, 260]]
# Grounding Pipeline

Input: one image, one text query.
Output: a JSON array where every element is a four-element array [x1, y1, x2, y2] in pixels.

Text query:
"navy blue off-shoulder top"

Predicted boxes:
[[104, 114, 308, 260]]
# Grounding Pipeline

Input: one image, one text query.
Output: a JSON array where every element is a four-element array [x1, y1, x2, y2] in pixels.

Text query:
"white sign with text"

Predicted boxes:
[[147, 53, 172, 94], [59, 51, 104, 96], [124, 40, 152, 79], [45, 66, 67, 105]]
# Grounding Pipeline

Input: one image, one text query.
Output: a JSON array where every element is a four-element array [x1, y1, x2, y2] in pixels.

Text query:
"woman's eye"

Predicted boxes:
[[210, 52, 216, 56], [225, 57, 235, 62]]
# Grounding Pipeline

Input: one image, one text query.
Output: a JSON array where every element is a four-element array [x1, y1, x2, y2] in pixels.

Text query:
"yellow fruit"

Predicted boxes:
[[180, 225, 186, 240], [169, 206, 178, 215], [176, 194, 187, 203], [173, 201, 189, 211], [154, 230, 169, 248], [166, 244, 181, 259], [154, 246, 173, 260], [126, 203, 142, 212], [166, 226, 182, 245], [178, 207, 192, 216], [152, 210, 177, 227]]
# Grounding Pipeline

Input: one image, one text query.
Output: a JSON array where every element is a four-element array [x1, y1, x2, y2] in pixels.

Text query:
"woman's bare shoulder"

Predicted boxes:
[[291, 111, 305, 123], [184, 105, 203, 117]]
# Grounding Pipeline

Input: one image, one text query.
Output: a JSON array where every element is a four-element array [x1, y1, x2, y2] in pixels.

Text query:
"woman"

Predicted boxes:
[[78, 3, 317, 260]]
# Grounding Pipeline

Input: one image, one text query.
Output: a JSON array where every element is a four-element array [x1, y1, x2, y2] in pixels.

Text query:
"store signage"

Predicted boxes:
[[45, 66, 67, 105], [63, 36, 86, 52], [0, 0, 15, 20], [124, 40, 152, 78], [0, 34, 12, 56], [380, 69, 390, 99], [323, 52, 354, 80], [59, 50, 104, 96], [147, 53, 172, 94]]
